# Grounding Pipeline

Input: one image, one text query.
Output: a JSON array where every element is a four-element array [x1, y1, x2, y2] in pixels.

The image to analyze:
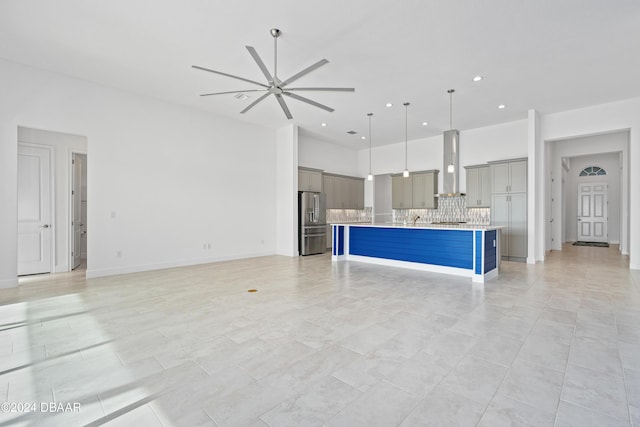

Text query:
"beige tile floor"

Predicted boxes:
[[1, 244, 639, 426]]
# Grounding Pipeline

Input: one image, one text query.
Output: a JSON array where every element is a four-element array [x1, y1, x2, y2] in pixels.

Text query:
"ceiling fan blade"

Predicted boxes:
[[280, 59, 329, 87], [282, 91, 334, 113], [246, 46, 275, 84], [274, 94, 293, 119], [192, 65, 269, 88], [285, 87, 355, 92], [240, 92, 271, 114], [200, 89, 268, 97]]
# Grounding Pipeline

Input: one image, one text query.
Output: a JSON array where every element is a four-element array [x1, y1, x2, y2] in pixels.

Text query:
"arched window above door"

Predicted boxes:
[[579, 166, 607, 176]]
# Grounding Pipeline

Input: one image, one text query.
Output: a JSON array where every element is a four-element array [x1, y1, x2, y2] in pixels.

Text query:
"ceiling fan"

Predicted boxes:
[[192, 28, 355, 119]]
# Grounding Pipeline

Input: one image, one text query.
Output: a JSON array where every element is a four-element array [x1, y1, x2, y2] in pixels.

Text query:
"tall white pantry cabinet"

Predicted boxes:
[[490, 159, 527, 262]]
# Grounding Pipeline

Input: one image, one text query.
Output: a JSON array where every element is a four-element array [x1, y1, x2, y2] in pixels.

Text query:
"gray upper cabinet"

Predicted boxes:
[[465, 165, 491, 207], [412, 171, 438, 209], [322, 173, 364, 210], [349, 178, 365, 210], [491, 160, 526, 194], [298, 168, 322, 192], [392, 170, 438, 209], [392, 175, 413, 209]]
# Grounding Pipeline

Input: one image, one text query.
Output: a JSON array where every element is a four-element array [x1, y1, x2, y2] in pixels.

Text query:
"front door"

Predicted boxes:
[[17, 144, 52, 275], [577, 182, 608, 242]]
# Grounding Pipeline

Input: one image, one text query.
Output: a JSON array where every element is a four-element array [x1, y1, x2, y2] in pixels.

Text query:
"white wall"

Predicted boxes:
[[0, 58, 278, 285], [459, 120, 529, 192], [298, 133, 360, 176], [357, 135, 440, 183], [357, 120, 528, 194], [564, 152, 621, 244], [17, 127, 88, 273]]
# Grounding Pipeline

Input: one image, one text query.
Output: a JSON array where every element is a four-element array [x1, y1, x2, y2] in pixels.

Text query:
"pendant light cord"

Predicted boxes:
[[404, 102, 410, 170], [367, 113, 373, 175]]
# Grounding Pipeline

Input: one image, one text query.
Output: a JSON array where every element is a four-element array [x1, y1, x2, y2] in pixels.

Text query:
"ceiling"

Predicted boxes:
[[1, 0, 639, 148]]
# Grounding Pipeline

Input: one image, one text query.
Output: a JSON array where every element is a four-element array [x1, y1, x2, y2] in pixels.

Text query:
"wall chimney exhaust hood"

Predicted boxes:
[[440, 89, 465, 197]]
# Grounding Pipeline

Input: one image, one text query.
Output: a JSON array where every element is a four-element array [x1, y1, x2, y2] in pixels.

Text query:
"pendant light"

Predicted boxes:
[[403, 102, 410, 178], [367, 113, 373, 181], [447, 89, 455, 173]]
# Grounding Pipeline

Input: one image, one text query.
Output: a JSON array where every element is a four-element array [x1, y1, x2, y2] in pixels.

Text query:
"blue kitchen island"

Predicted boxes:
[[332, 223, 501, 283]]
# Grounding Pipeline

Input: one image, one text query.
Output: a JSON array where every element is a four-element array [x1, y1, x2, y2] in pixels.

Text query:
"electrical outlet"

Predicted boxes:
[[116, 250, 122, 258], [207, 243, 211, 249]]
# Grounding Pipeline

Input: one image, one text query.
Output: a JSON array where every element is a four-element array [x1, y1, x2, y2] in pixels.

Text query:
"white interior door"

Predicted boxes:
[[72, 153, 83, 269], [577, 182, 608, 242], [18, 144, 52, 275]]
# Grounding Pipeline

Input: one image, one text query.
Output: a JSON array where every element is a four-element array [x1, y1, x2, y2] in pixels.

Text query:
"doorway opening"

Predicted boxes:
[[71, 153, 88, 270], [17, 126, 88, 277]]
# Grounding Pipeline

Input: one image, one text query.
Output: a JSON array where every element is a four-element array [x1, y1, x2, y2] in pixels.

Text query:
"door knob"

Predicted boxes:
[[41, 224, 50, 228]]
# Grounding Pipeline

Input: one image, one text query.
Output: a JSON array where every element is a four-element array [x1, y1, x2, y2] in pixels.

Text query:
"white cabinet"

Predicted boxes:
[[392, 171, 438, 209], [392, 175, 413, 209], [465, 165, 491, 207], [298, 169, 322, 192], [490, 159, 527, 261], [412, 171, 438, 209]]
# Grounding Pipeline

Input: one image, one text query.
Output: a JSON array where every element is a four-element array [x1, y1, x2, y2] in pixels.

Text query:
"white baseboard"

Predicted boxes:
[[0, 277, 19, 289], [85, 251, 276, 279]]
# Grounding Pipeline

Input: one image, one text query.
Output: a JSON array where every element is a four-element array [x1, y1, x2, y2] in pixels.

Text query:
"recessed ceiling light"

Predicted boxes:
[[361, 136, 366, 140], [321, 122, 327, 127], [473, 76, 483, 82], [498, 104, 506, 109], [385, 103, 393, 107], [422, 122, 428, 126]]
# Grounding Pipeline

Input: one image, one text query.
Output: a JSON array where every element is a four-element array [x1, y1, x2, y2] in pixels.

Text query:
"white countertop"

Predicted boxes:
[[332, 222, 503, 231]]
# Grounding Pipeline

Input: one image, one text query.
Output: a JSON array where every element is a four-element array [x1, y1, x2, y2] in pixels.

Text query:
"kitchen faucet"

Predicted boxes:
[[412, 215, 421, 226]]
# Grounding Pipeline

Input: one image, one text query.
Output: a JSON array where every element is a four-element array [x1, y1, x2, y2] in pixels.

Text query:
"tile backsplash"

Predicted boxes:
[[327, 207, 372, 224], [326, 197, 490, 225], [393, 195, 490, 225]]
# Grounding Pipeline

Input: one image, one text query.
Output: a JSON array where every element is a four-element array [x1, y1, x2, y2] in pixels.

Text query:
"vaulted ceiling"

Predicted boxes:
[[1, 0, 639, 147]]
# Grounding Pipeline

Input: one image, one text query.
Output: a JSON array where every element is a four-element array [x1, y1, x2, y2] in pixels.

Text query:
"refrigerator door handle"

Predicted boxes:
[[314, 194, 319, 223]]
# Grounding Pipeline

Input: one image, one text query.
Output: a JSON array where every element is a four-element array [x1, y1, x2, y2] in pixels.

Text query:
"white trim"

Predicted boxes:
[[86, 251, 275, 279], [346, 254, 473, 278], [0, 277, 19, 289], [478, 268, 499, 283]]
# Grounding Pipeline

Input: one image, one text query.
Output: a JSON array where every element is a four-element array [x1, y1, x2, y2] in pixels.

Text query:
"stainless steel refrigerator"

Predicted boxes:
[[298, 191, 327, 255]]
